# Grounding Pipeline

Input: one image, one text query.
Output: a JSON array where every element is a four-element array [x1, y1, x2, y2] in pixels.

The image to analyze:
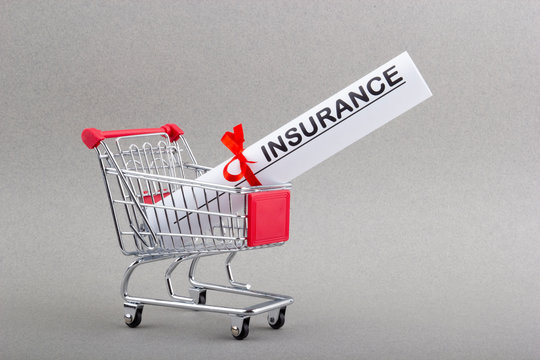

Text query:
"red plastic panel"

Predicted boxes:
[[142, 190, 171, 204], [247, 190, 290, 247]]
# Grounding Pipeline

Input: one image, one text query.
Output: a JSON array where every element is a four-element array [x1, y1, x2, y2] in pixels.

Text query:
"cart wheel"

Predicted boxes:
[[268, 307, 286, 329], [189, 288, 207, 305], [231, 317, 250, 340], [198, 290, 207, 305], [124, 305, 143, 328]]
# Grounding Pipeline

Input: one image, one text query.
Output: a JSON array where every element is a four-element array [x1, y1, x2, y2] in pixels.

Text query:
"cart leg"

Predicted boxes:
[[122, 255, 177, 301], [187, 256, 208, 304], [165, 255, 201, 303], [186, 253, 252, 303], [225, 252, 251, 290]]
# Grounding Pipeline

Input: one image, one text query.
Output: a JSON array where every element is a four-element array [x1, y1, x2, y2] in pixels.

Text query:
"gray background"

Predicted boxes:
[[1, 1, 539, 359]]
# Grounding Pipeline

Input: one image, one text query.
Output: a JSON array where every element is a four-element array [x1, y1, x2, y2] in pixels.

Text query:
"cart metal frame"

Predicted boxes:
[[82, 124, 293, 340]]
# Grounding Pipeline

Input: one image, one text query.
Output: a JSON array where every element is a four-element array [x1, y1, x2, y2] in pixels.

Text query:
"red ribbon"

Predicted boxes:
[[221, 124, 262, 186]]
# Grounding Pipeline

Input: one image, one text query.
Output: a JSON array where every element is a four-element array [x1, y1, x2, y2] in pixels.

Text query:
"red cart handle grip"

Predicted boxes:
[[81, 124, 184, 149]]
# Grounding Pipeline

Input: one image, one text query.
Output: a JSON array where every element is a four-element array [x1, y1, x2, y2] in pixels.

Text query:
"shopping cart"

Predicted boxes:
[[81, 124, 293, 340]]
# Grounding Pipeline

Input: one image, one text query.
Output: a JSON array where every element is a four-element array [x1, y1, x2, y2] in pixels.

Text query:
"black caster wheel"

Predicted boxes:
[[231, 317, 250, 340], [189, 288, 207, 306], [198, 290, 207, 305], [124, 305, 143, 328], [268, 307, 286, 329]]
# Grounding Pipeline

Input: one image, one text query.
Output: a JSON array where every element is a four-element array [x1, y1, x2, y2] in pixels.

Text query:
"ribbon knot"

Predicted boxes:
[[221, 124, 262, 186]]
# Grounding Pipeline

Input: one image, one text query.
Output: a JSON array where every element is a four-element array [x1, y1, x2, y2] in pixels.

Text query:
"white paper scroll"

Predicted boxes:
[[148, 52, 432, 247]]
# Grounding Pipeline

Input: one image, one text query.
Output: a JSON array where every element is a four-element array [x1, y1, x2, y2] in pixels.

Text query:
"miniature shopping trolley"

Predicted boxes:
[[81, 124, 293, 340]]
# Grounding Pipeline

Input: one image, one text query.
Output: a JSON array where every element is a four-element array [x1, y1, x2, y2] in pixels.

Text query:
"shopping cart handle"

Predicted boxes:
[[81, 124, 184, 149]]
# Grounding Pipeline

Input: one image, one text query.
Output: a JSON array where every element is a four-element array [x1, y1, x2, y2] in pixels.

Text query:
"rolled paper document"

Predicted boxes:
[[148, 51, 432, 247]]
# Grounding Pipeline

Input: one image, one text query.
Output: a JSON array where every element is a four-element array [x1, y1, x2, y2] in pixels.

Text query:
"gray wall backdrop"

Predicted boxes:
[[1, 1, 538, 359]]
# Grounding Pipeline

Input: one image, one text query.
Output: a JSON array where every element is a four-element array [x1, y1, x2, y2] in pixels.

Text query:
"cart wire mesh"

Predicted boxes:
[[95, 132, 290, 256]]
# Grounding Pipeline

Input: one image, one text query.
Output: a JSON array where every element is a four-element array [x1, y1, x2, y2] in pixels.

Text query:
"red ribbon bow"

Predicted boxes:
[[221, 124, 262, 186]]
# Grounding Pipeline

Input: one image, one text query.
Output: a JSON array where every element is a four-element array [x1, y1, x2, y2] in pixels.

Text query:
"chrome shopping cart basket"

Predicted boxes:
[[81, 124, 293, 340]]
